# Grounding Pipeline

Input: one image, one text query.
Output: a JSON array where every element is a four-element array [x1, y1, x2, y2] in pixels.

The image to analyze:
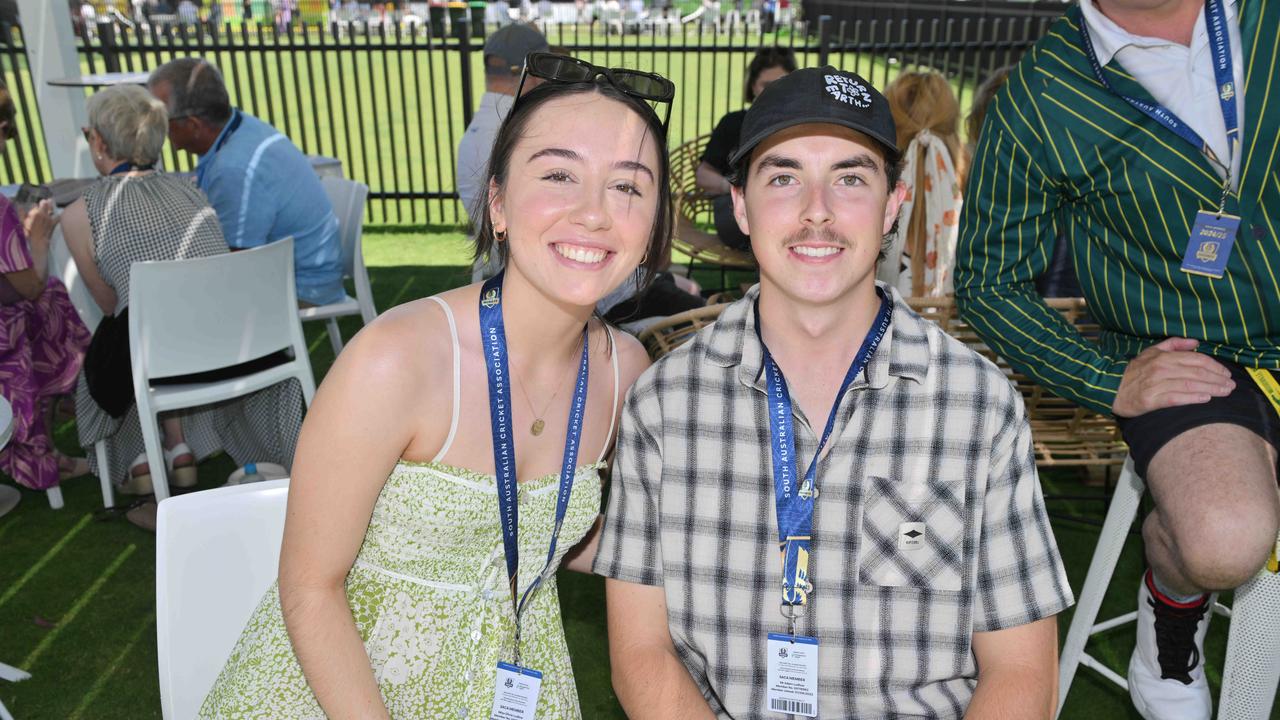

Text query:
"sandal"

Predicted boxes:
[[165, 442, 198, 488], [119, 453, 154, 496], [55, 453, 91, 481]]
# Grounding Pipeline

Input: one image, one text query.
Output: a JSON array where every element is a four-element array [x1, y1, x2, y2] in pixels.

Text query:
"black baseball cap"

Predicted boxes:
[[727, 66, 900, 169]]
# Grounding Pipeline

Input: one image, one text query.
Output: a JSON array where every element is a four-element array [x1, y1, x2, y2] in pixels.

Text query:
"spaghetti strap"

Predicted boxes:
[[427, 296, 461, 464], [596, 324, 622, 464]]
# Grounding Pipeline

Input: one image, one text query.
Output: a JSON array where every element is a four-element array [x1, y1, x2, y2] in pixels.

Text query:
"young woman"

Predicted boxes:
[[200, 57, 674, 719]]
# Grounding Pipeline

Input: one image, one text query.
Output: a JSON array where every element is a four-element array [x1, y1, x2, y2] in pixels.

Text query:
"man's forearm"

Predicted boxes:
[[612, 644, 716, 720], [955, 282, 1125, 416], [964, 663, 1056, 720]]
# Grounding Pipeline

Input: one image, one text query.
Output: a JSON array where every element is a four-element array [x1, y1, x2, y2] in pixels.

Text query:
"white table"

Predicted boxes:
[[46, 71, 152, 88]]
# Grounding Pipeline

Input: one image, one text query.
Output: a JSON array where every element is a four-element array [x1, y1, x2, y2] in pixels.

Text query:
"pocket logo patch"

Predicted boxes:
[[898, 522, 926, 551]]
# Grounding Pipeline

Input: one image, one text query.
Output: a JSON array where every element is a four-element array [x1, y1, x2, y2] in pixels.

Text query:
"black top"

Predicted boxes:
[[700, 110, 746, 177]]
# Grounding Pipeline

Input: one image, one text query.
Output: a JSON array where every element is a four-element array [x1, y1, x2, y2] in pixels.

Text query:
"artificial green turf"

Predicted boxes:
[[0, 231, 1274, 718]]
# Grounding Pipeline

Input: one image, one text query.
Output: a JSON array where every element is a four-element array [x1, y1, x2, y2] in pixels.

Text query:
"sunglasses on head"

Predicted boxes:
[[515, 52, 675, 129]]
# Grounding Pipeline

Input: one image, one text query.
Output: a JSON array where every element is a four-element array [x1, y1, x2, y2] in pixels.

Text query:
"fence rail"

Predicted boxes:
[[3, 4, 1064, 225]]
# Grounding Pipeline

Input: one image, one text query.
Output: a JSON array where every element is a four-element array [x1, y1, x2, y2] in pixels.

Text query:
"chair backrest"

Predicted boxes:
[[636, 303, 731, 359], [320, 176, 370, 281], [48, 228, 104, 332], [155, 479, 291, 720], [671, 133, 714, 224], [128, 239, 308, 380]]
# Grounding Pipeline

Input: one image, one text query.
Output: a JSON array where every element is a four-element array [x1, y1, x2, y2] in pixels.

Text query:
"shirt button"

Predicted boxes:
[[471, 630, 482, 641], [464, 669, 474, 681], [458, 708, 468, 719]]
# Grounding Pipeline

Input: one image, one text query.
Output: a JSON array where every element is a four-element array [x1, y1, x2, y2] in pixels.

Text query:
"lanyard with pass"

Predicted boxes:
[[1079, 0, 1243, 278], [479, 271, 589, 720], [756, 290, 892, 717], [195, 109, 244, 187]]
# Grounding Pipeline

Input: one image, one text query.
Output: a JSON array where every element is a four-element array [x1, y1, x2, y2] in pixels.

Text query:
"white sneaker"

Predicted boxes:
[[1128, 570, 1213, 720]]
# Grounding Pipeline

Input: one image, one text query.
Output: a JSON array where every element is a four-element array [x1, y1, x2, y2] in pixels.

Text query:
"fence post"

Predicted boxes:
[[817, 14, 832, 66], [99, 19, 121, 72], [457, 14, 475, 129]]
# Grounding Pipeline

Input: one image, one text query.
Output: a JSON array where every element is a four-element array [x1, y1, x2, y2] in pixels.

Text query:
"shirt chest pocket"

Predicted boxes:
[[857, 475, 967, 593]]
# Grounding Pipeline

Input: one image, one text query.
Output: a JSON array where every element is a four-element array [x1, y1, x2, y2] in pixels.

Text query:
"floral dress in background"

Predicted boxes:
[[0, 196, 91, 490]]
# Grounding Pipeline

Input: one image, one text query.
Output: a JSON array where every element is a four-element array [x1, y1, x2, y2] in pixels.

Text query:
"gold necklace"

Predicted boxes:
[[511, 358, 577, 436]]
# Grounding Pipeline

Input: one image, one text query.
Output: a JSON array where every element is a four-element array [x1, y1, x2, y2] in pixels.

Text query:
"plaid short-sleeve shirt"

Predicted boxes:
[[594, 284, 1074, 719]]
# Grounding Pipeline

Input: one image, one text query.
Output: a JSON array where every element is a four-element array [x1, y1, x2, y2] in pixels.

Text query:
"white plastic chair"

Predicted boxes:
[[126, 239, 316, 504], [46, 229, 107, 510], [298, 177, 377, 356], [155, 478, 291, 720], [1057, 455, 1280, 719]]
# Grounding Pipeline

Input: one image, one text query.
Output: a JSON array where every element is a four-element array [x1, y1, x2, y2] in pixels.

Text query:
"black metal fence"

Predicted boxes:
[[4, 1, 1067, 225]]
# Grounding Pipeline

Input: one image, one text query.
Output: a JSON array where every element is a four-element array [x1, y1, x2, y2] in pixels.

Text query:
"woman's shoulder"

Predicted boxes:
[[603, 320, 651, 389], [340, 288, 479, 380]]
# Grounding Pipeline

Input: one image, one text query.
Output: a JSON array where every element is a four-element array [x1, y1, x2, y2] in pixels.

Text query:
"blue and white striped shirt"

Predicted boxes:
[[197, 110, 345, 306]]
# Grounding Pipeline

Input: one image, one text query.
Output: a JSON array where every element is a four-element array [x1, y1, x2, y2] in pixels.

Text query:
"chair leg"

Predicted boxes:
[[326, 318, 344, 356], [95, 440, 113, 509], [45, 486, 64, 510], [138, 413, 170, 502], [1217, 562, 1280, 719], [1057, 456, 1146, 717]]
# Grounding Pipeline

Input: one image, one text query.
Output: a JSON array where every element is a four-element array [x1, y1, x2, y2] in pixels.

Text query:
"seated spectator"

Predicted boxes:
[[60, 85, 305, 502], [457, 24, 550, 281], [0, 82, 92, 491], [880, 69, 963, 296], [696, 46, 796, 251], [457, 23, 549, 228], [147, 58, 345, 308]]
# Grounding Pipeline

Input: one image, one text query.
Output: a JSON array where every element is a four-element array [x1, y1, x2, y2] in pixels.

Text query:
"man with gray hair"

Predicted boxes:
[[148, 58, 345, 308]]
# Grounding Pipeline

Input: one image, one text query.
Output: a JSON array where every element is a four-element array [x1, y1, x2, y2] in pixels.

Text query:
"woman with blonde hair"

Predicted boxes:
[[62, 84, 304, 508], [881, 69, 964, 297]]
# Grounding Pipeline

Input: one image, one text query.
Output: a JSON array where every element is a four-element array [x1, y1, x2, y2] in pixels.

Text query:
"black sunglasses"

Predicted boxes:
[[515, 52, 675, 129]]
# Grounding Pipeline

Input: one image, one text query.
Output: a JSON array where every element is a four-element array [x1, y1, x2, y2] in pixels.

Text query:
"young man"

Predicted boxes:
[[956, 1, 1280, 717], [594, 67, 1073, 719], [148, 58, 345, 308]]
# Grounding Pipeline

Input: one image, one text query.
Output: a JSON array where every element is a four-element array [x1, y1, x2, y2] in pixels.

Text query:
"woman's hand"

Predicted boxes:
[[22, 199, 57, 248]]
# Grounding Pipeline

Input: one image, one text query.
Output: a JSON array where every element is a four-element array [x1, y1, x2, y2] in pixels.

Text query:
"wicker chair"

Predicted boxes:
[[638, 293, 1127, 470], [669, 134, 756, 275], [636, 303, 732, 359], [906, 296, 1127, 468]]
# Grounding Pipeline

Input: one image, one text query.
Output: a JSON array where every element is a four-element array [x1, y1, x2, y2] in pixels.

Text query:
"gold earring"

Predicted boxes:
[[495, 230, 507, 242]]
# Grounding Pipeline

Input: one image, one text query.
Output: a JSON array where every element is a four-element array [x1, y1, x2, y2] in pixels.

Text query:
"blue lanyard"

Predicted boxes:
[[759, 290, 892, 618], [1079, 0, 1238, 201], [479, 271, 590, 659], [195, 109, 244, 187], [109, 162, 154, 175]]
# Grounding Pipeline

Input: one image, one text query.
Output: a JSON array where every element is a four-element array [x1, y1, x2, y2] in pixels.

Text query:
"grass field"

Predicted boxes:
[[0, 229, 1274, 719]]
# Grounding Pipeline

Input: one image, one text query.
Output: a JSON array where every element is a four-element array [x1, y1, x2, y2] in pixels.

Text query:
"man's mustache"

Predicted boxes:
[[782, 226, 851, 248]]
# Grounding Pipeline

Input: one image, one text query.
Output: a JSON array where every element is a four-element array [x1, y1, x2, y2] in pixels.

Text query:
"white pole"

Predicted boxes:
[[17, 0, 93, 179]]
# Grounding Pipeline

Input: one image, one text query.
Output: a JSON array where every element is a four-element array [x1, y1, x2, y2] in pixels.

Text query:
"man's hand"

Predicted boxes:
[[1112, 338, 1235, 418]]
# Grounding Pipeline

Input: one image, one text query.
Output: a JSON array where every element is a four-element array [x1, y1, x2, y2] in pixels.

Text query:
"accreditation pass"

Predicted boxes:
[[766, 633, 819, 717], [490, 662, 542, 720]]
